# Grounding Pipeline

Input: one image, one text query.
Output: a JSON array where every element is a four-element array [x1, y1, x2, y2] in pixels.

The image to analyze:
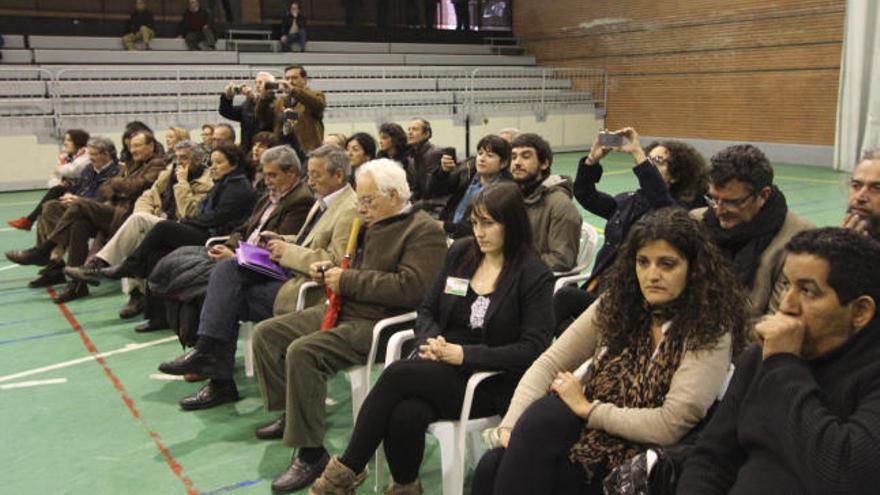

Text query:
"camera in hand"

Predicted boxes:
[[264, 81, 280, 91], [282, 109, 299, 122], [598, 132, 625, 147], [232, 86, 243, 95]]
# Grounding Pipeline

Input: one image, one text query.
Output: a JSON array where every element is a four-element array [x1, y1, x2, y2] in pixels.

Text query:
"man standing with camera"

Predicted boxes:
[[219, 71, 278, 153], [273, 65, 326, 153]]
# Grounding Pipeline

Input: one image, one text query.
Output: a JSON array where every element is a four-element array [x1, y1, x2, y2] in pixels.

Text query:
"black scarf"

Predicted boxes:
[[703, 186, 788, 288]]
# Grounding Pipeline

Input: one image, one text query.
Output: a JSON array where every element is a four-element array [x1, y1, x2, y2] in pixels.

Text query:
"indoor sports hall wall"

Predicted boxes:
[[515, 0, 845, 160]]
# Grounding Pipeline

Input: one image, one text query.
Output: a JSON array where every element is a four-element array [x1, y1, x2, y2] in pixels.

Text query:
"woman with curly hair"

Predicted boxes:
[[554, 128, 708, 336], [473, 207, 749, 495]]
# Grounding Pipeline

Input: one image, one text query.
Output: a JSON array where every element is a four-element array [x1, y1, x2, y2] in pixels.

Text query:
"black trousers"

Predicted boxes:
[[453, 1, 469, 30], [123, 220, 210, 278], [340, 359, 509, 484], [472, 394, 600, 495], [27, 185, 66, 221], [552, 286, 597, 337]]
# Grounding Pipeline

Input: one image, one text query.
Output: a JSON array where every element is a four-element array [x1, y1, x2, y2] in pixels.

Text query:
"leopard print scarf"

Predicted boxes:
[[568, 324, 686, 481]]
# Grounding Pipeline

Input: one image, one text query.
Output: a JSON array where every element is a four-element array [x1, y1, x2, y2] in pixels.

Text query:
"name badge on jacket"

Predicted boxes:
[[444, 276, 469, 297]]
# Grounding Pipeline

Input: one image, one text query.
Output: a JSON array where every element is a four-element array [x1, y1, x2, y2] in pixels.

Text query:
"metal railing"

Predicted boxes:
[[0, 66, 606, 139]]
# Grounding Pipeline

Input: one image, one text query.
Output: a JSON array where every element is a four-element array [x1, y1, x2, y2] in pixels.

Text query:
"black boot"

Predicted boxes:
[[54, 280, 89, 304], [28, 260, 66, 288]]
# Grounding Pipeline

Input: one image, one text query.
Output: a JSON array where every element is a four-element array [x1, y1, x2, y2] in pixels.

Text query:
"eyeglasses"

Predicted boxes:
[[648, 155, 670, 166], [704, 192, 755, 209], [357, 195, 376, 207]]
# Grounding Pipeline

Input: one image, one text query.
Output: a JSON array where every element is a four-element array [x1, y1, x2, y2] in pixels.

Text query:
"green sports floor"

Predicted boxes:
[[0, 151, 849, 495]]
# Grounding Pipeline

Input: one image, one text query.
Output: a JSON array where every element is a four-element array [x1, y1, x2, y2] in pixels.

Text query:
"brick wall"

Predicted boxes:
[[514, 0, 846, 145]]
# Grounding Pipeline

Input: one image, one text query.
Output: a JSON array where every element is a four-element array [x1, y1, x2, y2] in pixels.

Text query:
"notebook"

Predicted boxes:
[[235, 242, 289, 281]]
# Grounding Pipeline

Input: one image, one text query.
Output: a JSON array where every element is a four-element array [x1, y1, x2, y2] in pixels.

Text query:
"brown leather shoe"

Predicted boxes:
[[29, 261, 65, 288], [54, 281, 88, 304], [255, 414, 285, 440], [272, 451, 330, 493], [118, 289, 144, 319], [183, 373, 206, 382]]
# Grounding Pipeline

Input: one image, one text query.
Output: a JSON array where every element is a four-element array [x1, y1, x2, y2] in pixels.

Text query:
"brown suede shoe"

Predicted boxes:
[[308, 456, 367, 495], [384, 479, 422, 495]]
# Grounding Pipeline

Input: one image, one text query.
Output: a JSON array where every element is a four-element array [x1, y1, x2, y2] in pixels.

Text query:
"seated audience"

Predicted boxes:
[[178, 0, 216, 50], [119, 121, 155, 164], [308, 182, 555, 494], [248, 159, 447, 493], [677, 227, 880, 494], [155, 145, 355, 409], [122, 0, 155, 51], [96, 144, 256, 287], [219, 72, 277, 154], [323, 133, 347, 148], [273, 65, 326, 152], [250, 131, 281, 193], [345, 132, 377, 182], [472, 208, 748, 495], [212, 123, 236, 149], [5, 132, 164, 302], [377, 123, 415, 188], [8, 128, 91, 231], [279, 2, 307, 53], [841, 148, 880, 241], [163, 126, 190, 164], [406, 118, 444, 203], [429, 134, 512, 239], [498, 128, 520, 143], [199, 124, 214, 153], [64, 141, 213, 316], [695, 144, 812, 315], [143, 145, 313, 333], [510, 133, 582, 272], [554, 129, 707, 334]]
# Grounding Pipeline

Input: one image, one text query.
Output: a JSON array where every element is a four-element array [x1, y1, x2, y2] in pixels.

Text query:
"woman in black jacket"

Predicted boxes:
[[308, 182, 555, 494], [429, 134, 513, 239], [377, 122, 416, 190], [553, 127, 707, 336], [100, 143, 256, 281]]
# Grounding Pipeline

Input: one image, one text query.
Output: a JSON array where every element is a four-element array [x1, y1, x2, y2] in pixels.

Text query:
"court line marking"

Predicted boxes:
[[0, 264, 21, 272], [1, 377, 67, 390], [150, 373, 185, 381], [0, 335, 178, 383], [46, 286, 199, 495]]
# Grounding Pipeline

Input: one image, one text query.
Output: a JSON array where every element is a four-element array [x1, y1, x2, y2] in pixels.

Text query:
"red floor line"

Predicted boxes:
[[48, 287, 200, 495]]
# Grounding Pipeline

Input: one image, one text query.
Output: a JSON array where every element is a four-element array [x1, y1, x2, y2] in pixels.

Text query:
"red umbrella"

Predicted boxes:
[[320, 217, 363, 330]]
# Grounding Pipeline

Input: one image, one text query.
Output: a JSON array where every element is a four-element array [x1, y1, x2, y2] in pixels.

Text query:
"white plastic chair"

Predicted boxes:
[[376, 329, 501, 495], [553, 222, 600, 279], [296, 281, 417, 420]]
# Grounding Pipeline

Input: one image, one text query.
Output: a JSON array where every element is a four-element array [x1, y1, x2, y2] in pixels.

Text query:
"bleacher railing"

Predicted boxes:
[[0, 66, 607, 139]]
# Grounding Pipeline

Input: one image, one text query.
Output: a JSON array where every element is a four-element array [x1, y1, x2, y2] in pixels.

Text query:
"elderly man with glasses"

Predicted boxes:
[[693, 144, 812, 315]]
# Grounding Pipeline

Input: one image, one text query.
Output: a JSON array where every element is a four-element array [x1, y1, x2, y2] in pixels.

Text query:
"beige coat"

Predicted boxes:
[[495, 300, 733, 447], [691, 208, 813, 315], [133, 163, 213, 218], [272, 185, 359, 315]]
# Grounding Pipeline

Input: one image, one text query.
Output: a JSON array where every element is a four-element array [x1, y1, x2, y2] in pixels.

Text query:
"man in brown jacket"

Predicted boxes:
[[274, 64, 326, 153], [251, 158, 446, 493], [693, 144, 812, 315], [6, 131, 166, 303]]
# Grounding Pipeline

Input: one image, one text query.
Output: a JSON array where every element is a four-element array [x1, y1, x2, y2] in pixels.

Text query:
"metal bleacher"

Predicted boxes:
[[0, 35, 605, 139]]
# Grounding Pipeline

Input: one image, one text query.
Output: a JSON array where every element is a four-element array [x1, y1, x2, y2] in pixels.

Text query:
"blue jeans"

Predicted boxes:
[[280, 29, 307, 52]]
